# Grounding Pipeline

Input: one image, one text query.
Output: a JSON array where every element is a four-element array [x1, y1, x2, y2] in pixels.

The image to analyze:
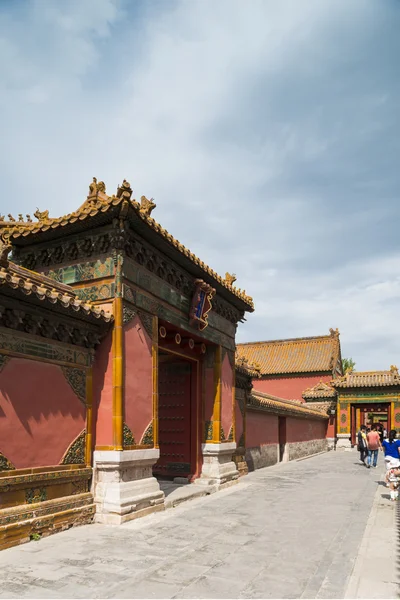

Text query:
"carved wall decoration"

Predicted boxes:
[[123, 284, 137, 304], [26, 487, 47, 504], [123, 423, 136, 447], [227, 425, 234, 441], [220, 426, 226, 442], [61, 367, 86, 404], [0, 452, 15, 471], [0, 330, 92, 367], [0, 354, 9, 373], [61, 430, 86, 465], [204, 420, 213, 441], [140, 422, 154, 446], [137, 311, 153, 338], [123, 305, 136, 325]]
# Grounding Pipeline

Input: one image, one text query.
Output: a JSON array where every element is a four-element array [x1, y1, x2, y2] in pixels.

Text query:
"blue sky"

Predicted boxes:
[[1, 0, 399, 370]]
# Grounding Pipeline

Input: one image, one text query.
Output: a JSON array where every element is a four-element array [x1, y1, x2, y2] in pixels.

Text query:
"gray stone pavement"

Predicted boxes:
[[345, 477, 399, 599], [0, 450, 392, 599]]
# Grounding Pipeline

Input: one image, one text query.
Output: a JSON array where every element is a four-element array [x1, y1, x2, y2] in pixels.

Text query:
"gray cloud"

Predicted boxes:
[[0, 0, 399, 370]]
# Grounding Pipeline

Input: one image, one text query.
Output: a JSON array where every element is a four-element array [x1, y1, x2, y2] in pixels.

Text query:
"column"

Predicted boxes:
[[195, 345, 238, 490]]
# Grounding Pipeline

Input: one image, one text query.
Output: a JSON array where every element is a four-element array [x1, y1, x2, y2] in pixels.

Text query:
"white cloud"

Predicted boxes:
[[0, 0, 399, 370]]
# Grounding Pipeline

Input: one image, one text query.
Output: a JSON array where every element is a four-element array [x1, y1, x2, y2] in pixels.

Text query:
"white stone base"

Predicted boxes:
[[93, 449, 165, 524], [336, 434, 352, 449], [194, 442, 239, 490]]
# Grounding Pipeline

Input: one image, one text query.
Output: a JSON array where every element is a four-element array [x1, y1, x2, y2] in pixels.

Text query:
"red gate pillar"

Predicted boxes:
[[195, 346, 239, 490]]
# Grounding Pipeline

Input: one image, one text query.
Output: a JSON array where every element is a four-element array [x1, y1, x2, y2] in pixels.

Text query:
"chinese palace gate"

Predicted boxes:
[[0, 178, 331, 550]]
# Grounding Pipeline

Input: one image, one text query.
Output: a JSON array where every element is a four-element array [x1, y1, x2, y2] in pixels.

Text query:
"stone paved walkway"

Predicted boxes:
[[0, 451, 390, 599]]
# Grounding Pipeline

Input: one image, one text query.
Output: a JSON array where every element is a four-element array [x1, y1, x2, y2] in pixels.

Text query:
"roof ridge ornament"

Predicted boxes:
[[34, 208, 50, 222], [116, 179, 132, 201], [0, 237, 11, 265], [139, 196, 156, 218], [224, 272, 237, 286]]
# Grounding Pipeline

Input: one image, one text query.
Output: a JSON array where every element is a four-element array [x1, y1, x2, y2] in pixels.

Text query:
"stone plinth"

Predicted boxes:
[[336, 434, 352, 449], [93, 449, 164, 524], [195, 442, 239, 490]]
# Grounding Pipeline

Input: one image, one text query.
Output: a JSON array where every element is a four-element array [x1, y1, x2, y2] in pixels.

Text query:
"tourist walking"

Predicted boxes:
[[366, 425, 382, 468], [357, 425, 368, 465], [382, 429, 400, 463]]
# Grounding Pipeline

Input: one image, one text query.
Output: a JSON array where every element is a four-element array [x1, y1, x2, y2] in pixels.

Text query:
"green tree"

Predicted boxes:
[[342, 357, 356, 374]]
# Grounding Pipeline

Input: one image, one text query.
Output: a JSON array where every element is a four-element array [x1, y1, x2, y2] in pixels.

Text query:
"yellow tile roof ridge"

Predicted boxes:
[[249, 390, 328, 419], [0, 178, 254, 310], [237, 329, 339, 347]]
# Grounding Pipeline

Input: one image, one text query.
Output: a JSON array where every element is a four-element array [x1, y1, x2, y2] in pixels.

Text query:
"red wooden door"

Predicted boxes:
[[154, 361, 192, 478]]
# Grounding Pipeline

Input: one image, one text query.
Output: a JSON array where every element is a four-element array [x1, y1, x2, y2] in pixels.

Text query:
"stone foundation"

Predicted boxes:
[[194, 442, 239, 490], [245, 444, 279, 471], [232, 447, 248, 477], [285, 438, 328, 460], [326, 437, 336, 450], [93, 449, 164, 524]]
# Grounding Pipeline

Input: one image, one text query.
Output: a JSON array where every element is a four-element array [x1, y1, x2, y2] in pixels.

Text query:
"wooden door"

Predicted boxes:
[[154, 361, 192, 478]]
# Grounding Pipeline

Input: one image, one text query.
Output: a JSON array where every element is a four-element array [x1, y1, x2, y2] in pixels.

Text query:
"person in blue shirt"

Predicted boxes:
[[382, 429, 400, 459]]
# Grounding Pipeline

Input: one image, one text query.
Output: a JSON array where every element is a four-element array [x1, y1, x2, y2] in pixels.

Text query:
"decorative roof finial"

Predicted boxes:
[[225, 272, 237, 286], [139, 196, 156, 217], [116, 179, 132, 200], [88, 177, 106, 200], [34, 208, 49, 222], [7, 214, 15, 222], [329, 327, 339, 337], [390, 365, 399, 374], [0, 236, 11, 265]]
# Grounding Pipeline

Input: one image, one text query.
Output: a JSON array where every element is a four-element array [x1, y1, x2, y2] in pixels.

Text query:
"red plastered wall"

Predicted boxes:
[[0, 357, 85, 469], [253, 374, 332, 401], [246, 410, 279, 446]]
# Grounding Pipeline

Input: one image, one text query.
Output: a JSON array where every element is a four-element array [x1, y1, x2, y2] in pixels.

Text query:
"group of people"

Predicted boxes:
[[357, 424, 400, 500]]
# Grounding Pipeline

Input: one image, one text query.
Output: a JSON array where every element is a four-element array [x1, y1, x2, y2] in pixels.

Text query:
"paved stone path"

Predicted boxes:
[[0, 451, 388, 599], [345, 479, 399, 598]]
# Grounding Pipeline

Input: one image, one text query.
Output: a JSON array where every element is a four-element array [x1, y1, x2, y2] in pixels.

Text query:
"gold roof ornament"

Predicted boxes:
[[225, 273, 237, 286], [116, 179, 133, 201], [34, 208, 50, 222], [0, 177, 254, 309], [0, 237, 11, 265], [139, 196, 156, 218]]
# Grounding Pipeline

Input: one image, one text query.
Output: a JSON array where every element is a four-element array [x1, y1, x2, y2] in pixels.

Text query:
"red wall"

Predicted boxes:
[[253, 374, 332, 401], [0, 357, 85, 469], [246, 411, 279, 446], [93, 331, 113, 447], [235, 399, 243, 445], [124, 315, 153, 443], [286, 417, 326, 442], [221, 353, 233, 438]]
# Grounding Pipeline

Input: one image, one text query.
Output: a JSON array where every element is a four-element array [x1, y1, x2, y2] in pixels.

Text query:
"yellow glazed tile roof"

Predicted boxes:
[[237, 328, 340, 375], [332, 365, 400, 388], [249, 391, 328, 419], [0, 178, 254, 310], [302, 381, 337, 399]]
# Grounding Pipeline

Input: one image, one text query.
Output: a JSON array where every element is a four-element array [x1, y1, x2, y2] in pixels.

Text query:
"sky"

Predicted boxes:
[[0, 0, 399, 370]]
